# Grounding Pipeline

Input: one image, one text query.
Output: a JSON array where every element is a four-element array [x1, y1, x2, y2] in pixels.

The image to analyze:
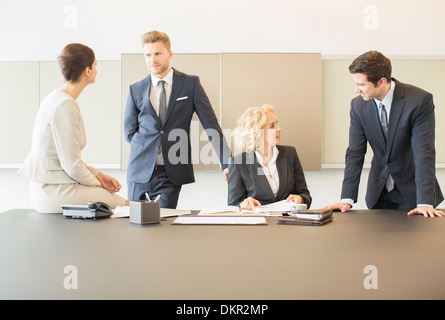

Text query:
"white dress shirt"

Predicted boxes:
[[150, 68, 173, 165], [150, 68, 173, 116], [374, 80, 395, 129], [255, 146, 280, 197]]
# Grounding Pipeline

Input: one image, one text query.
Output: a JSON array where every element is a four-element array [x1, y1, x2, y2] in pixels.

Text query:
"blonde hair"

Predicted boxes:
[[233, 104, 275, 153], [141, 30, 171, 51]]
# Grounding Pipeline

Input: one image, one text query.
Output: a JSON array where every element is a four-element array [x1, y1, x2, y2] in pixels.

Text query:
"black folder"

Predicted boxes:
[[278, 209, 333, 226]]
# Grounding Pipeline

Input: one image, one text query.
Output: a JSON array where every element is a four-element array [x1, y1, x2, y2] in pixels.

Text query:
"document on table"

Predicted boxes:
[[171, 216, 267, 225], [198, 200, 306, 216], [198, 206, 245, 215], [254, 200, 306, 214], [160, 208, 192, 217], [112, 206, 130, 218], [111, 206, 191, 218]]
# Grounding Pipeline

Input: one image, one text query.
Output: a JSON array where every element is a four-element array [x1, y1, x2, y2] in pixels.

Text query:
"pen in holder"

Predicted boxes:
[[129, 200, 161, 225]]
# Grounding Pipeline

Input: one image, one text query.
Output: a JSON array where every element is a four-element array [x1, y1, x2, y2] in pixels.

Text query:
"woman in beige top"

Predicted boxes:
[[18, 43, 128, 213]]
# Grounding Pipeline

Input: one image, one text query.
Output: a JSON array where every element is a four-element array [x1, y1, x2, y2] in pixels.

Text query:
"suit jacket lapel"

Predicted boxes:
[[387, 81, 405, 156], [163, 68, 185, 127], [142, 75, 159, 123], [245, 152, 275, 200], [275, 147, 288, 200]]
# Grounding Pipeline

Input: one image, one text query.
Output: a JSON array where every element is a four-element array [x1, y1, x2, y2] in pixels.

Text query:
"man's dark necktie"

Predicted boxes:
[[158, 80, 166, 125], [379, 102, 388, 140], [379, 102, 393, 191]]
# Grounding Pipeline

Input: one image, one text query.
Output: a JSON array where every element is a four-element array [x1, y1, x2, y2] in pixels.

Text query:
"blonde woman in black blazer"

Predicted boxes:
[[228, 104, 311, 210]]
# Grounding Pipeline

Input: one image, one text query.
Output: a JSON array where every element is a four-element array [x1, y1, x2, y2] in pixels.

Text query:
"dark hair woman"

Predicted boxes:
[[18, 43, 128, 213]]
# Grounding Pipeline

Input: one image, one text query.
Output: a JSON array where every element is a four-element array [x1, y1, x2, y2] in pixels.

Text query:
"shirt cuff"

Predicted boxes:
[[340, 198, 354, 207]]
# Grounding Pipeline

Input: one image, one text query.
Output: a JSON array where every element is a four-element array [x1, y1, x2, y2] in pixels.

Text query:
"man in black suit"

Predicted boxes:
[[324, 51, 444, 217]]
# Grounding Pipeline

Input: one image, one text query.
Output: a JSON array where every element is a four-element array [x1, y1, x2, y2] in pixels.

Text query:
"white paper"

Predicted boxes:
[[172, 216, 267, 225], [198, 200, 306, 216], [253, 200, 306, 214], [198, 206, 241, 215], [160, 208, 192, 217], [112, 206, 130, 218]]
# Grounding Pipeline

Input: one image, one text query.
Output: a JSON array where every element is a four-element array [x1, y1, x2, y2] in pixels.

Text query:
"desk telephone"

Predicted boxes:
[[62, 201, 113, 219]]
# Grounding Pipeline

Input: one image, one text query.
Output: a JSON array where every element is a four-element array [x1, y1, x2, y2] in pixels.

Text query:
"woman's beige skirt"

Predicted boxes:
[[29, 181, 127, 213]]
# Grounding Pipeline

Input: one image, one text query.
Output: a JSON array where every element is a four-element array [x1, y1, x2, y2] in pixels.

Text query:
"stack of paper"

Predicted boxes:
[[277, 209, 333, 226]]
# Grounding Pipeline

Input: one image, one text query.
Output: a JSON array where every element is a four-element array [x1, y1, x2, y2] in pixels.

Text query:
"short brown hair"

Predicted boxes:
[[57, 43, 95, 82], [141, 30, 171, 51], [349, 51, 392, 86]]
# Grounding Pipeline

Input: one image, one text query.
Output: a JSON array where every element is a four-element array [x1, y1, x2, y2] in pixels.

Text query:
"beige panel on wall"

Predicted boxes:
[[321, 59, 359, 165], [221, 53, 321, 171], [322, 59, 445, 164], [39, 61, 121, 166], [121, 54, 150, 170], [120, 53, 222, 171], [0, 62, 39, 164]]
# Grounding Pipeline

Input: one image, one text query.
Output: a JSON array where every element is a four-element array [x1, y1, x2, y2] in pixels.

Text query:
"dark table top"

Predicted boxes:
[[1, 208, 444, 299]]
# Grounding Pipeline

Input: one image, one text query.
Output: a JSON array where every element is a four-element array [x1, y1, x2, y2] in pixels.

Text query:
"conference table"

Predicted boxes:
[[0, 208, 444, 300]]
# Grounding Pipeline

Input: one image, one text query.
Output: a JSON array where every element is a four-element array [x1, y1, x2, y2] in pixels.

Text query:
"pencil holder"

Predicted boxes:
[[129, 200, 160, 225]]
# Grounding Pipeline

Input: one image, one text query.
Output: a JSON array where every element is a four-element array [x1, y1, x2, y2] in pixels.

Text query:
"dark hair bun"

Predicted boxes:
[[57, 43, 95, 82]]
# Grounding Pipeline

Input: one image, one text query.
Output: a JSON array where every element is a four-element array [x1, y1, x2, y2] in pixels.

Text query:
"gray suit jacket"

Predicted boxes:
[[228, 145, 311, 208], [341, 78, 443, 209], [124, 68, 231, 186]]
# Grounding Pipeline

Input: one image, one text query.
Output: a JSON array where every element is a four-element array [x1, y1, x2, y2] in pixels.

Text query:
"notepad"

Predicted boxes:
[[171, 216, 267, 225]]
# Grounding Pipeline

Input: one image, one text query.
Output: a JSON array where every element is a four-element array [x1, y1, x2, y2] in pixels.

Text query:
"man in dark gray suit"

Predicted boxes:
[[324, 51, 444, 217], [124, 31, 231, 208]]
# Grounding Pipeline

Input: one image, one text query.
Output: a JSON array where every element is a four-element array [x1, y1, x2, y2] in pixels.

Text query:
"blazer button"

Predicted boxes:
[[388, 161, 392, 166], [160, 130, 164, 134], [155, 146, 159, 150]]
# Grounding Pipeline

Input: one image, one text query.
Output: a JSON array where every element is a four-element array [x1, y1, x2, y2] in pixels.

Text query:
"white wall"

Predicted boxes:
[[2, 0, 445, 61]]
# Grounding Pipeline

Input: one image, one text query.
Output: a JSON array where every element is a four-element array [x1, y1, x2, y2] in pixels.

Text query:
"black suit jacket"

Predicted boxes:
[[341, 78, 443, 209], [228, 145, 311, 208]]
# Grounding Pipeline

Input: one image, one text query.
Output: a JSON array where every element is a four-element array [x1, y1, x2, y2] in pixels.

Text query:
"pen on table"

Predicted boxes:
[[145, 192, 151, 202]]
